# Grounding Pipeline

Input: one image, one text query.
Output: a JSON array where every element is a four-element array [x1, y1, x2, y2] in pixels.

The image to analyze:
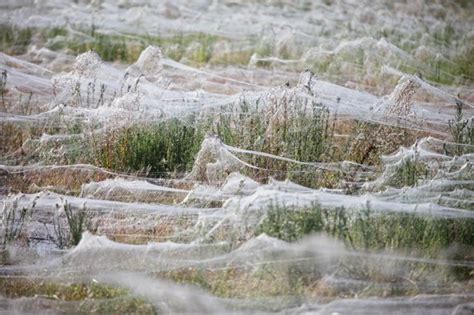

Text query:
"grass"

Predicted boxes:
[[102, 213, 197, 245], [162, 266, 303, 301], [0, 277, 155, 314], [448, 99, 474, 155], [343, 118, 422, 166], [0, 70, 60, 161], [0, 5, 472, 310], [49, 200, 95, 248], [46, 89, 424, 192], [1, 19, 473, 86], [0, 24, 32, 55], [4, 167, 110, 196], [255, 203, 327, 242], [0, 278, 127, 300], [2, 22, 472, 87], [88, 92, 332, 184], [197, 94, 334, 187], [64, 33, 131, 63], [1, 196, 38, 263], [1, 69, 7, 111], [160, 199, 474, 301], [426, 52, 474, 85], [94, 118, 204, 177], [156, 202, 473, 300], [390, 157, 428, 188], [257, 203, 474, 259], [44, 26, 220, 65], [0, 22, 222, 65], [0, 123, 31, 156], [1, 198, 32, 249]]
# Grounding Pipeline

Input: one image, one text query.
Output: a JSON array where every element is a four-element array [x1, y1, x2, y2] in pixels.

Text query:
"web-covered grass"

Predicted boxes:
[[0, 0, 473, 314]]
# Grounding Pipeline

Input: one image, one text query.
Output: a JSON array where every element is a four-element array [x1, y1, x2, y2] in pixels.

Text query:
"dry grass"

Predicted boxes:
[[96, 213, 198, 244], [4, 167, 111, 195]]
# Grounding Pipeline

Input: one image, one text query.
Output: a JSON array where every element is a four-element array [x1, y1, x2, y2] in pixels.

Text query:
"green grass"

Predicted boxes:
[[43, 26, 220, 64], [53, 200, 94, 247], [453, 46, 474, 83], [257, 203, 474, 280], [87, 95, 333, 185], [0, 278, 127, 300], [0, 24, 33, 55], [448, 99, 474, 156], [95, 118, 204, 176], [199, 97, 333, 186], [3, 23, 471, 87], [390, 157, 428, 188], [0, 277, 155, 314], [160, 203, 473, 300], [1, 23, 221, 64], [453, 0, 474, 8], [257, 203, 474, 259], [256, 203, 327, 242], [67, 33, 130, 62]]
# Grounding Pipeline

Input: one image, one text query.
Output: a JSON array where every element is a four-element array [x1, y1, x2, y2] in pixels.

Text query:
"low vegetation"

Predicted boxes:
[[50, 200, 95, 248], [0, 24, 32, 55], [1, 4, 473, 312], [1, 197, 35, 249], [94, 119, 204, 177], [0, 277, 155, 314], [448, 99, 474, 156], [257, 203, 474, 257]]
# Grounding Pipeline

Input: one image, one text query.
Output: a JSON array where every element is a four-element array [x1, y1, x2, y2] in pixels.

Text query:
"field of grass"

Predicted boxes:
[[0, 0, 473, 313]]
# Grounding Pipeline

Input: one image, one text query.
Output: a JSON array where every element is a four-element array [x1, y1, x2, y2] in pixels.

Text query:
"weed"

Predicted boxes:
[[48, 208, 67, 249], [1, 195, 37, 263], [52, 199, 94, 247], [1, 196, 37, 249], [448, 99, 473, 155]]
